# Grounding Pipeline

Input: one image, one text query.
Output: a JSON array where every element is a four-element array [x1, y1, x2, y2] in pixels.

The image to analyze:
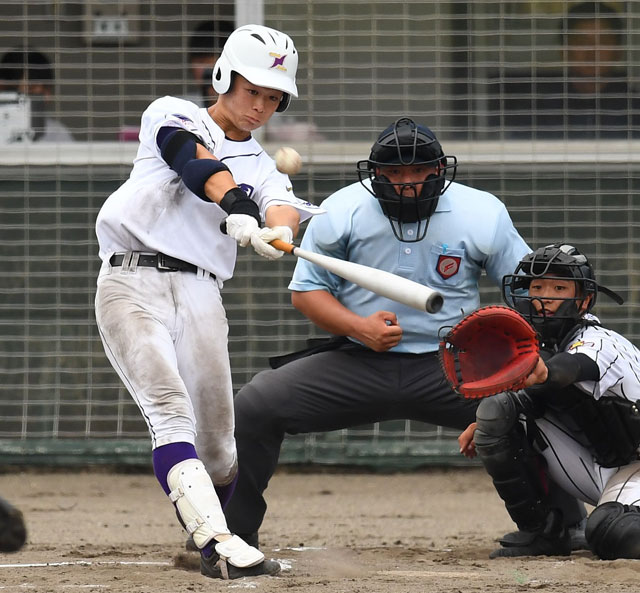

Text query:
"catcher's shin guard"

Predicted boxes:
[[586, 502, 640, 560], [475, 393, 550, 531]]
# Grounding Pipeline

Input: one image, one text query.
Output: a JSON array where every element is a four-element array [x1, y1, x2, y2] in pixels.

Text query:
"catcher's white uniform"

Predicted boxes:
[[532, 317, 640, 507], [95, 96, 319, 481]]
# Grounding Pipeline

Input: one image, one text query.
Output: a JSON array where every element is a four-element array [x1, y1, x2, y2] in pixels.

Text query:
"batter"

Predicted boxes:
[[94, 24, 320, 579]]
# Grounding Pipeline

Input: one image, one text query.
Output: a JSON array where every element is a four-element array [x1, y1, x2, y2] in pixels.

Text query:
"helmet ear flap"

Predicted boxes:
[[275, 93, 291, 113], [212, 57, 232, 94]]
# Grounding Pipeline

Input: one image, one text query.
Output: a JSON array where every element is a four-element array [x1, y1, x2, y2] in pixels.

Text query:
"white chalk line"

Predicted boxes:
[[0, 560, 172, 569], [0, 584, 110, 590]]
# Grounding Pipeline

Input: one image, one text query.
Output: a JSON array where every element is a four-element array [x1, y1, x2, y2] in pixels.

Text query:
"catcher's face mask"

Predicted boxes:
[[502, 243, 623, 346], [356, 117, 457, 243]]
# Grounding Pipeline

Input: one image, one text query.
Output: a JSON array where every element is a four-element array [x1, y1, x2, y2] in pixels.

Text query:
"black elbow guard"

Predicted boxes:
[[181, 159, 231, 201], [158, 128, 204, 175], [157, 127, 232, 202]]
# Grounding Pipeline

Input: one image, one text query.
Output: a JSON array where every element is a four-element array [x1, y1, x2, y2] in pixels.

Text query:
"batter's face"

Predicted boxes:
[[210, 74, 283, 139], [528, 277, 590, 315], [377, 164, 439, 197]]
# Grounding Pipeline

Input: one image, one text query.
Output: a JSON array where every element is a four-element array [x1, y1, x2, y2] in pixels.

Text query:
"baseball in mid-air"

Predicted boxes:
[[274, 146, 302, 175]]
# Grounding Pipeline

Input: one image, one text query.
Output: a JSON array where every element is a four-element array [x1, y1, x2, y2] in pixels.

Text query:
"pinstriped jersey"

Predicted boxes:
[[567, 315, 640, 403], [95, 96, 321, 281]]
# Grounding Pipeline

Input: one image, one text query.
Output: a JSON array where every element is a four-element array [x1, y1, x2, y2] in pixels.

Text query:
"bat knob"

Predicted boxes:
[[220, 220, 227, 234]]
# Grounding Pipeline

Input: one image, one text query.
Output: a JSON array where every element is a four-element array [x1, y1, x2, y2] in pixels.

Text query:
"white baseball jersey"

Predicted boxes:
[[96, 96, 320, 281], [532, 316, 640, 507], [567, 316, 640, 403]]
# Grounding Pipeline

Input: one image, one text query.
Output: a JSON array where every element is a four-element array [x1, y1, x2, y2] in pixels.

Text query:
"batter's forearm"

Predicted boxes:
[[265, 205, 300, 237]]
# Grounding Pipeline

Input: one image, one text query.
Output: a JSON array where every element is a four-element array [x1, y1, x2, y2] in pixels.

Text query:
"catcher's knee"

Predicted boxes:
[[586, 502, 640, 560], [475, 392, 520, 443]]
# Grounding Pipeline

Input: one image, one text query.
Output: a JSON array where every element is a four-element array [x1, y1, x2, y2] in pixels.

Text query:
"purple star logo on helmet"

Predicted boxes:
[[269, 53, 287, 71]]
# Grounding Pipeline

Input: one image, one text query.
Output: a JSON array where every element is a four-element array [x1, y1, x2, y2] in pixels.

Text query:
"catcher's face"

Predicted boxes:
[[528, 277, 591, 315]]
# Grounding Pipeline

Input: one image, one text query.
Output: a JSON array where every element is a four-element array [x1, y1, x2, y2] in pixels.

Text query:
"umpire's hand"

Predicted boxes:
[[353, 311, 403, 352]]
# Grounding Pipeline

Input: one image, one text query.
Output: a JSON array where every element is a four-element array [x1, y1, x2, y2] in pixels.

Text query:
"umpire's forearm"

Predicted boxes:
[[291, 289, 364, 336]]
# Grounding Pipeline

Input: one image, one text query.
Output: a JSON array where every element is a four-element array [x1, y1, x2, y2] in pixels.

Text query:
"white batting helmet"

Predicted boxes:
[[212, 24, 298, 113]]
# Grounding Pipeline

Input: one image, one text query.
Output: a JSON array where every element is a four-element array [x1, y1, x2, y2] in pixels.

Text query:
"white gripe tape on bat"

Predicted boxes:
[[167, 458, 264, 568]]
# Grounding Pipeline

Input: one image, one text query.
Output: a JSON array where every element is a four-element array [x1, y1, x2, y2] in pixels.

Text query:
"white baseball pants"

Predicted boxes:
[[534, 412, 640, 507], [95, 259, 237, 485]]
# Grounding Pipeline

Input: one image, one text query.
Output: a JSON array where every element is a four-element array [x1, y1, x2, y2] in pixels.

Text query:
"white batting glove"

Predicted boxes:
[[225, 214, 260, 247], [250, 225, 294, 260]]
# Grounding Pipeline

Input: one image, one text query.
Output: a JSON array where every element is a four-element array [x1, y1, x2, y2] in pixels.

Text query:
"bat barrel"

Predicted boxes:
[[266, 241, 445, 315], [426, 292, 444, 314]]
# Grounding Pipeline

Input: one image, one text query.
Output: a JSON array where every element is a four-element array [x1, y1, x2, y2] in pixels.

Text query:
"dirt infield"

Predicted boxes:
[[1, 467, 638, 592]]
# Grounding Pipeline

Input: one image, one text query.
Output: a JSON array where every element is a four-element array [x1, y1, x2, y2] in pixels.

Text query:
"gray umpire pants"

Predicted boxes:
[[223, 347, 585, 541], [224, 347, 478, 539]]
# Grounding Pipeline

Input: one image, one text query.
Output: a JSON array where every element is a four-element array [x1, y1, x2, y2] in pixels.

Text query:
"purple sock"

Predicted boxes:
[[152, 442, 198, 495], [215, 474, 238, 509]]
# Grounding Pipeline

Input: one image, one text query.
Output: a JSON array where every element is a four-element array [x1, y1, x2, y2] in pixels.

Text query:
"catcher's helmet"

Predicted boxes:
[[502, 243, 623, 346], [212, 24, 298, 113], [356, 117, 457, 242]]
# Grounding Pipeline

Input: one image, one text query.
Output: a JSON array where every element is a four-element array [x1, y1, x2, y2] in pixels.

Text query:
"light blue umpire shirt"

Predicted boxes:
[[288, 179, 530, 353]]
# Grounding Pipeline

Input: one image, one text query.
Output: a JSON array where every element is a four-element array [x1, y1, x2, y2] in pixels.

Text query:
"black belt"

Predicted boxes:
[[109, 253, 215, 279]]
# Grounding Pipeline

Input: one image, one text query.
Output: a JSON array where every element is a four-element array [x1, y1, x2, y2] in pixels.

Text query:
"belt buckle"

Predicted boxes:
[[156, 253, 180, 272]]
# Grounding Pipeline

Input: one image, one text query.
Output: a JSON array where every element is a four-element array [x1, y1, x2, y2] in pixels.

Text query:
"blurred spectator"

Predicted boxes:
[[0, 47, 73, 142], [186, 20, 234, 106], [120, 21, 234, 141], [488, 1, 640, 139]]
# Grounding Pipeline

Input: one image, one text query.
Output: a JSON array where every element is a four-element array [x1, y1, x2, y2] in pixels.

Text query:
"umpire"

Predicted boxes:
[[223, 118, 584, 549]]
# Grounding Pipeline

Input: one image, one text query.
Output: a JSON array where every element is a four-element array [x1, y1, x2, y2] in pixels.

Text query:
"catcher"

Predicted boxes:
[[457, 243, 640, 559]]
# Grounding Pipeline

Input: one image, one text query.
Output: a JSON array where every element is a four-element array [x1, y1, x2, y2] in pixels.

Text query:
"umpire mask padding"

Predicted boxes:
[[356, 117, 457, 242]]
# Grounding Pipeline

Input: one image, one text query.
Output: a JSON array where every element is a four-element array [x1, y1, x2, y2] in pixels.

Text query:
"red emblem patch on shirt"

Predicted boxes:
[[436, 255, 461, 279]]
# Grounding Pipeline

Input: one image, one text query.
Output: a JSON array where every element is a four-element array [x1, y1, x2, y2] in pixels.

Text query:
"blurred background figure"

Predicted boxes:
[[119, 20, 233, 140], [564, 0, 626, 95], [0, 47, 73, 142], [490, 1, 640, 139], [186, 20, 234, 106], [0, 495, 27, 552]]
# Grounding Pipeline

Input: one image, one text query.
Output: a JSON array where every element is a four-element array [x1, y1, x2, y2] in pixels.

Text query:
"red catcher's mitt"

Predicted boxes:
[[438, 305, 540, 399]]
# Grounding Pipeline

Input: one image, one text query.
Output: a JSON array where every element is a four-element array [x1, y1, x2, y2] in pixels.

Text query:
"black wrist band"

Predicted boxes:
[[220, 188, 261, 225]]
